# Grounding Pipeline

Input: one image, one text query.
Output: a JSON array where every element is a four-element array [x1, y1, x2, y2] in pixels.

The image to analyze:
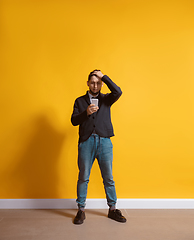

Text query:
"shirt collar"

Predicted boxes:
[[88, 91, 99, 100]]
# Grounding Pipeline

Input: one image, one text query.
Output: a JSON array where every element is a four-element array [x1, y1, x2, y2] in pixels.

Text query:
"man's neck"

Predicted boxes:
[[88, 90, 99, 97]]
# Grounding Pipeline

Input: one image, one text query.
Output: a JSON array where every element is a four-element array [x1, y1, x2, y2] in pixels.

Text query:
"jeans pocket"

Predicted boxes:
[[78, 142, 83, 149]]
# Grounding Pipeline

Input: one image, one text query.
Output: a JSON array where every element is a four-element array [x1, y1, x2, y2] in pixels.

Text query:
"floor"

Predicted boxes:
[[0, 209, 194, 240]]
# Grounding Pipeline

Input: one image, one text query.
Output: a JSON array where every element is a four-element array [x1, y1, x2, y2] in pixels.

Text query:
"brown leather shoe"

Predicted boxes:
[[108, 209, 127, 223], [73, 210, 86, 224]]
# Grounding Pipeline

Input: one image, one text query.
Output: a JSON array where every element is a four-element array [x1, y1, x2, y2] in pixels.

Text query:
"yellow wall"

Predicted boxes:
[[1, 0, 194, 199]]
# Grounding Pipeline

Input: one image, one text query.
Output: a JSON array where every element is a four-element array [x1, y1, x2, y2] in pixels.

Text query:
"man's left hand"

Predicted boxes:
[[93, 70, 104, 79]]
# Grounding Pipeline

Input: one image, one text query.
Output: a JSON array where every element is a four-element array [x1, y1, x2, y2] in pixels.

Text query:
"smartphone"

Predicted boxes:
[[91, 98, 98, 107]]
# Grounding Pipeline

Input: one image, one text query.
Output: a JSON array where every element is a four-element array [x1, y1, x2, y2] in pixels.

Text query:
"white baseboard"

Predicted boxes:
[[0, 199, 194, 209]]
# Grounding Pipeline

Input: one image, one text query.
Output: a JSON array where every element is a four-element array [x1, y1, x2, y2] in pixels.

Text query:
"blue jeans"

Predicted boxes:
[[76, 134, 117, 208]]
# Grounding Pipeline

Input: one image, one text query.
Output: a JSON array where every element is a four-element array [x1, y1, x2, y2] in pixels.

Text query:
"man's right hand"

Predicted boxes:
[[87, 104, 99, 116]]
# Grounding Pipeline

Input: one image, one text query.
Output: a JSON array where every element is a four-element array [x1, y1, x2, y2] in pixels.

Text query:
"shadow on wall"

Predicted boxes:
[[10, 115, 65, 198]]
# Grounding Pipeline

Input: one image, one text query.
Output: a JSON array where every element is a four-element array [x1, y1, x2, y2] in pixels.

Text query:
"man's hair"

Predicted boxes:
[[88, 69, 101, 81]]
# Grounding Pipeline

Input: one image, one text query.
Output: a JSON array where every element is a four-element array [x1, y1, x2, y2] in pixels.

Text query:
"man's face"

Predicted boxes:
[[87, 75, 103, 95]]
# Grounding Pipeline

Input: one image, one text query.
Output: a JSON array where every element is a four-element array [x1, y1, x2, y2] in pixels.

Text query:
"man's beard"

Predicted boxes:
[[89, 89, 100, 96]]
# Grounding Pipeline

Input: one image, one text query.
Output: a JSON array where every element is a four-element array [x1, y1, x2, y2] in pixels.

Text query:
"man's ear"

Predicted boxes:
[[101, 81, 104, 87], [87, 81, 89, 86]]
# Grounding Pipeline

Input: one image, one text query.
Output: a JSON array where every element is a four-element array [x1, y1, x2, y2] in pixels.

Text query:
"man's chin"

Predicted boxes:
[[90, 90, 100, 96]]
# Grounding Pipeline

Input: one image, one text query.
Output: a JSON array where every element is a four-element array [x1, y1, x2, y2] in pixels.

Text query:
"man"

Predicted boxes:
[[71, 70, 126, 224]]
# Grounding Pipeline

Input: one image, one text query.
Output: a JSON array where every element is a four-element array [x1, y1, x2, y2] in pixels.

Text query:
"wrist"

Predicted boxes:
[[101, 74, 105, 80]]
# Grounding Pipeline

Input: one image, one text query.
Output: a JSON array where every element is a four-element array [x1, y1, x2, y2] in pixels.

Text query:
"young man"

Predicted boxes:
[[71, 70, 126, 224]]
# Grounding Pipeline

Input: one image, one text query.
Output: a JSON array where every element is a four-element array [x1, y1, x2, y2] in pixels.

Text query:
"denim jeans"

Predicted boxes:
[[76, 134, 117, 208]]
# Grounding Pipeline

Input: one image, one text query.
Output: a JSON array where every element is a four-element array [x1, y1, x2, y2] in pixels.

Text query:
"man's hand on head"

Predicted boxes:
[[87, 104, 99, 116], [93, 70, 104, 80]]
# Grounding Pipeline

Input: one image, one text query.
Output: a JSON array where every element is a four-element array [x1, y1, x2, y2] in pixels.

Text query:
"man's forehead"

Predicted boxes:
[[89, 75, 101, 82]]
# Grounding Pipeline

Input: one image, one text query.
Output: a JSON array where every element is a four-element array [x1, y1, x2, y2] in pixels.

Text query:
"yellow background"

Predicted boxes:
[[1, 0, 194, 199]]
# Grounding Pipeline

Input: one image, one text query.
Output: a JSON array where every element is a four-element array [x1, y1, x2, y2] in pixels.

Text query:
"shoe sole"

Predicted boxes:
[[73, 216, 86, 225], [108, 215, 127, 223]]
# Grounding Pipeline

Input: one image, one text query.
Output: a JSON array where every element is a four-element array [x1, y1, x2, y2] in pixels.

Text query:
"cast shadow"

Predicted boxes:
[[42, 209, 107, 222], [86, 209, 107, 217], [11, 114, 65, 199], [43, 209, 76, 219]]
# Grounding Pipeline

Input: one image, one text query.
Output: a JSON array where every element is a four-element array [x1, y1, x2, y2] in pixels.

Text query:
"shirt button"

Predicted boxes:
[[93, 125, 95, 128], [93, 116, 95, 119]]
